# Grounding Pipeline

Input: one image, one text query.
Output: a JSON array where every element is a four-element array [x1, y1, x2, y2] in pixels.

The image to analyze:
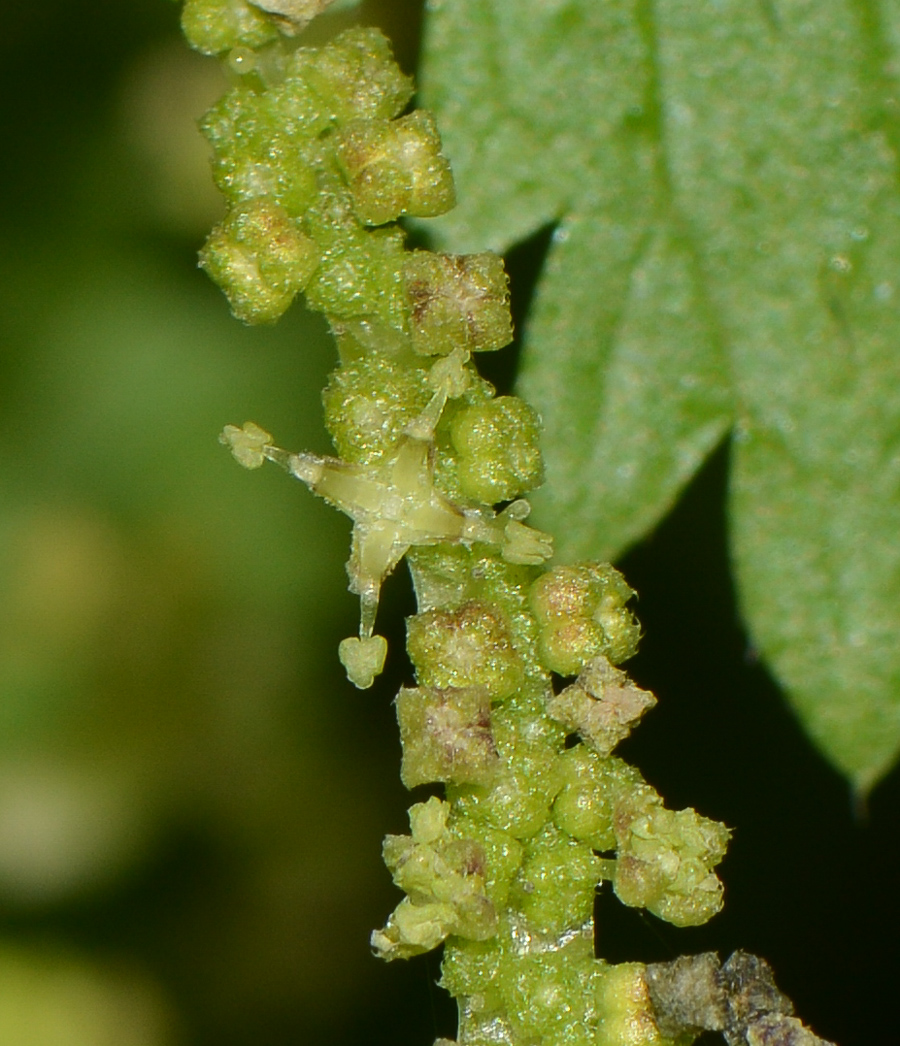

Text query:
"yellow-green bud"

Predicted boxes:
[[181, 0, 279, 55], [449, 817, 523, 911], [596, 964, 671, 1046], [452, 699, 566, 840], [530, 562, 641, 675], [404, 251, 514, 356], [612, 794, 731, 927], [335, 112, 456, 225], [552, 747, 647, 851], [289, 27, 413, 125], [443, 927, 605, 1046], [200, 198, 319, 323], [407, 601, 524, 702], [322, 353, 432, 467], [450, 395, 544, 504], [303, 207, 408, 329], [372, 797, 498, 960], [509, 824, 603, 935]]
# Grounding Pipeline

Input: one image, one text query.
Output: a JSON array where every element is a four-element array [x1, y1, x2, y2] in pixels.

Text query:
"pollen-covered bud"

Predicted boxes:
[[407, 601, 524, 702], [547, 657, 656, 756], [529, 562, 641, 675], [509, 823, 603, 936], [396, 685, 499, 788], [449, 396, 544, 505], [372, 797, 498, 960], [200, 198, 319, 323], [404, 251, 514, 356], [181, 0, 279, 55], [612, 793, 731, 928], [335, 112, 456, 226], [596, 964, 670, 1046]]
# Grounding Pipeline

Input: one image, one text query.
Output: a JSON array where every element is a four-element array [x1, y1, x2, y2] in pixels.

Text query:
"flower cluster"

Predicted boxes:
[[188, 4, 734, 1045]]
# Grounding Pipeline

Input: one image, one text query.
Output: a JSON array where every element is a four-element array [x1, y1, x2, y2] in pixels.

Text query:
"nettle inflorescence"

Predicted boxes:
[[183, 4, 835, 1045]]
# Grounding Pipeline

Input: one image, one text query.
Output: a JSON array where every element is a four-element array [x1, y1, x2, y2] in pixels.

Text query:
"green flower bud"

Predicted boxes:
[[442, 924, 602, 1046], [449, 818, 523, 911], [547, 656, 656, 756], [529, 562, 641, 675], [181, 0, 279, 56], [372, 797, 498, 960], [335, 111, 455, 225], [303, 186, 408, 329], [596, 964, 672, 1046], [408, 545, 544, 673], [200, 198, 320, 323], [396, 685, 499, 788], [505, 936, 606, 1046], [407, 601, 524, 702], [288, 27, 413, 125], [322, 353, 431, 467], [552, 747, 647, 851], [452, 697, 566, 839], [450, 395, 544, 505], [404, 251, 514, 356], [509, 824, 603, 936], [205, 105, 319, 214], [612, 794, 731, 928]]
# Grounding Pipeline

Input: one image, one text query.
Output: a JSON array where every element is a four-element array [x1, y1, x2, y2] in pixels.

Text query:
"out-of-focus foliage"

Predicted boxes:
[[0, 2, 425, 1044], [419, 0, 900, 797]]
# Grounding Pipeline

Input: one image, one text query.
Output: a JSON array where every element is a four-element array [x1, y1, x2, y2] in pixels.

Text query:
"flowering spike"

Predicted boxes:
[[187, 12, 842, 1046]]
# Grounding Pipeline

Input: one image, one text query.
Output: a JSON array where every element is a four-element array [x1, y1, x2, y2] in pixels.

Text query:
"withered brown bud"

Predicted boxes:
[[396, 685, 499, 788], [644, 952, 836, 1046]]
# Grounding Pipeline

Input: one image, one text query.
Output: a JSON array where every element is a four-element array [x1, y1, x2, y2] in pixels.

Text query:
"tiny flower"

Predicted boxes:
[[530, 562, 641, 675]]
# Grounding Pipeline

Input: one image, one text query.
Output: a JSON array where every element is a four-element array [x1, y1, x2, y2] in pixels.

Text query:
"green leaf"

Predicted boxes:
[[420, 0, 900, 790], [420, 0, 733, 561], [419, 0, 646, 254], [521, 222, 732, 562], [654, 0, 900, 793]]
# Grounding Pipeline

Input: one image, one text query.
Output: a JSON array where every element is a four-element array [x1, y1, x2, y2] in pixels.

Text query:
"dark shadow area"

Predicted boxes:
[[614, 439, 899, 1046]]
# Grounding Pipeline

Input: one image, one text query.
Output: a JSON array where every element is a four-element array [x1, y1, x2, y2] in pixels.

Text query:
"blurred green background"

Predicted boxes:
[[0, 2, 896, 1045]]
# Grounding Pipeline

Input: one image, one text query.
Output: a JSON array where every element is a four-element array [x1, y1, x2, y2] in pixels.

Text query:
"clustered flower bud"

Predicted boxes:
[[612, 792, 731, 927], [407, 601, 525, 701], [197, 27, 441, 323], [530, 561, 641, 675], [396, 685, 498, 788], [335, 112, 456, 225], [404, 251, 514, 356], [450, 396, 544, 504], [372, 797, 498, 960], [200, 197, 319, 323]]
